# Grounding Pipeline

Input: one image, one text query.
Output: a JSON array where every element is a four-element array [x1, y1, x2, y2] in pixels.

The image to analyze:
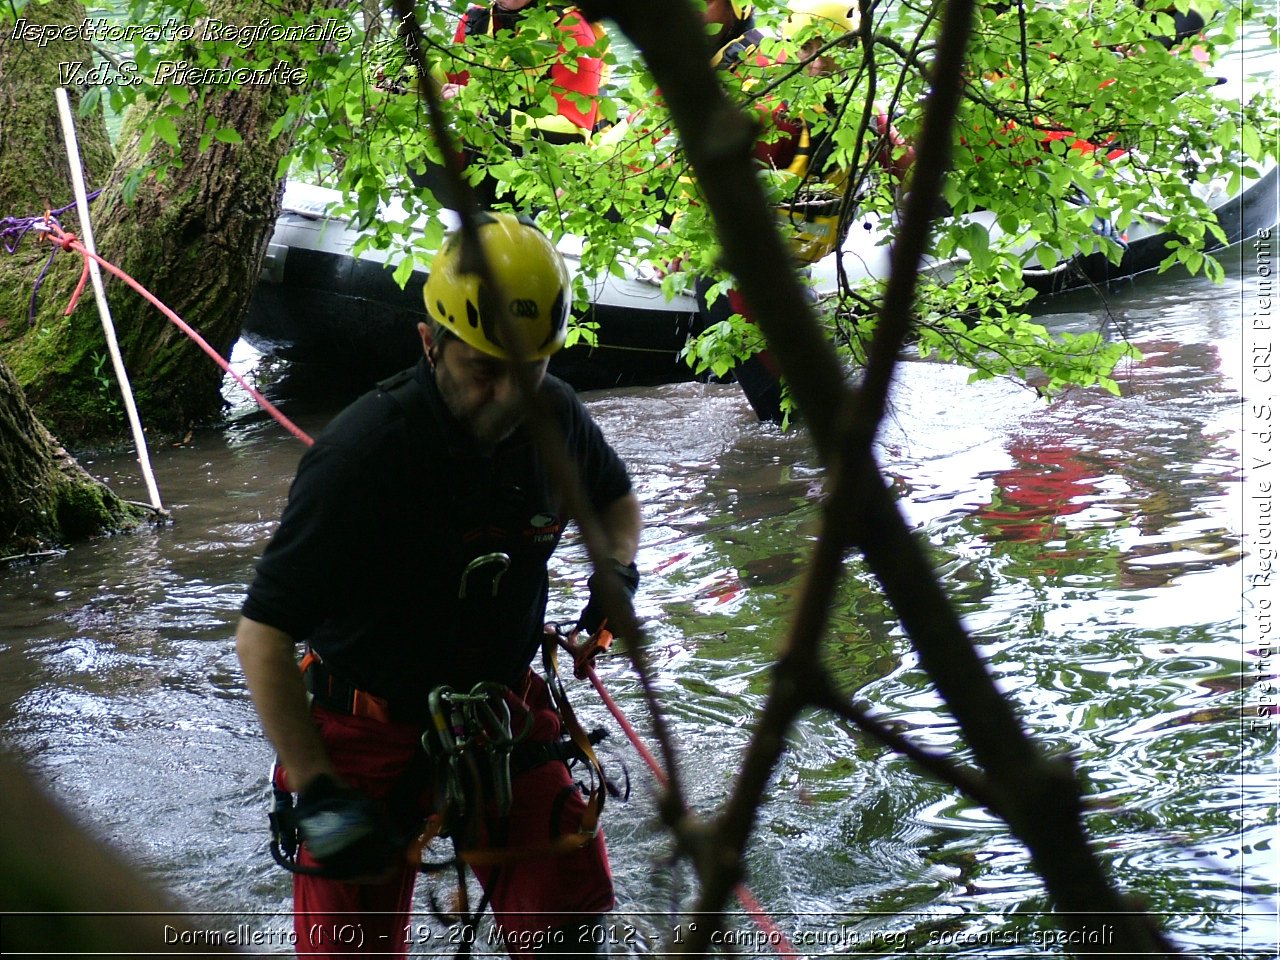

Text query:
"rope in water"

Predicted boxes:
[[562, 636, 799, 958]]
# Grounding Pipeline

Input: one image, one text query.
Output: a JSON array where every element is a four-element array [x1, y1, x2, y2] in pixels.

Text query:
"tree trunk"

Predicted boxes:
[[0, 752, 235, 954], [1, 0, 313, 442], [0, 356, 145, 560], [0, 3, 146, 556], [0, 0, 114, 407], [0, 0, 114, 216]]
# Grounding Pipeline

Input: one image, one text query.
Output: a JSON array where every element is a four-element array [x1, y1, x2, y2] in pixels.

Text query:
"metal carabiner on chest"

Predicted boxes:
[[458, 552, 511, 599]]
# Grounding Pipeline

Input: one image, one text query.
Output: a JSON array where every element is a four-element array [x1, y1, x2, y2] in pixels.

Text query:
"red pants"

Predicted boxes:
[[283, 673, 614, 957]]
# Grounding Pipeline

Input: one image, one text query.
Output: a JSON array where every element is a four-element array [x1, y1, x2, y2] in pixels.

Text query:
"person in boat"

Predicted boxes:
[[692, 1, 862, 424], [235, 213, 642, 957], [765, 0, 866, 261], [441, 0, 609, 207], [600, 0, 763, 149], [704, 0, 767, 70]]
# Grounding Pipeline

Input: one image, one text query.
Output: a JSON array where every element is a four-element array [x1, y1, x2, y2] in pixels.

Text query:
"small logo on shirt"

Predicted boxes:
[[528, 513, 561, 544]]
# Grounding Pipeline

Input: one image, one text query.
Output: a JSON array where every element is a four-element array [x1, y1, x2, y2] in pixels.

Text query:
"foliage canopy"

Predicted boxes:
[[19, 0, 1280, 409]]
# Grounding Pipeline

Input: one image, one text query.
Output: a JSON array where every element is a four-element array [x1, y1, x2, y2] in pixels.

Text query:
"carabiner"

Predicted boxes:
[[458, 552, 511, 599], [426, 685, 462, 757]]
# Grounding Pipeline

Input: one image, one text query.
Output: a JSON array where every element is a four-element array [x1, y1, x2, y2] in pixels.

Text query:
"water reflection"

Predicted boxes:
[[0, 261, 1266, 953]]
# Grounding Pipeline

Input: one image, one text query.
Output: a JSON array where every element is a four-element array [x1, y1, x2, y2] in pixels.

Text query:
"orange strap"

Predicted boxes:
[[543, 634, 607, 839], [299, 648, 396, 724]]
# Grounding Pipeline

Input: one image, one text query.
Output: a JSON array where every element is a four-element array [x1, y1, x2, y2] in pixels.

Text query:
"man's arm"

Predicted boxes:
[[573, 490, 644, 639], [235, 617, 336, 794], [599, 490, 642, 568]]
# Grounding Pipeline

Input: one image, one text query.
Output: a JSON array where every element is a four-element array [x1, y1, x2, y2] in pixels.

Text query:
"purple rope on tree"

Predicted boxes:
[[0, 190, 102, 324]]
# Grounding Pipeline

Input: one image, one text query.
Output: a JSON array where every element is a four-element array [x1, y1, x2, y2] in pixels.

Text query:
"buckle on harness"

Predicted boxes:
[[300, 649, 399, 724], [267, 760, 301, 869]]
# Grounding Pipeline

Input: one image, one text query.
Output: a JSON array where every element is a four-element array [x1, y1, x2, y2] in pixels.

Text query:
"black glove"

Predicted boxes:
[[575, 559, 639, 636], [295, 775, 399, 880]]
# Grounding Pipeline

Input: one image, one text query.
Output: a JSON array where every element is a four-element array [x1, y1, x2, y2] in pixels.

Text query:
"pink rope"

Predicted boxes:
[[41, 224, 314, 447], [571, 639, 798, 958]]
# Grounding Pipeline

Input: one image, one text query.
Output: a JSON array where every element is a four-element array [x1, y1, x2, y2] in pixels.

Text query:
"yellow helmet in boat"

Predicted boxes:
[[423, 213, 571, 361], [781, 0, 860, 39]]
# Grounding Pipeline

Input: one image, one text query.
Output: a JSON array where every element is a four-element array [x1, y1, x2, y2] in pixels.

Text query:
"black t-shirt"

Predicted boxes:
[[241, 359, 632, 704]]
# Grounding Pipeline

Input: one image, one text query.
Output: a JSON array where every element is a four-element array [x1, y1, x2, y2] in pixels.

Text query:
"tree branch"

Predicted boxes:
[[580, 0, 1177, 954]]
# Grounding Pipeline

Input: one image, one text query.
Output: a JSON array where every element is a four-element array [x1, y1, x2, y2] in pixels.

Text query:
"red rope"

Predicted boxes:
[[39, 222, 314, 447], [566, 637, 799, 958]]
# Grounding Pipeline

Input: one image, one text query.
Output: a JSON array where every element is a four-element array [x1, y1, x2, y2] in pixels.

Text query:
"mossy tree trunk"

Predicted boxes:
[[0, 0, 114, 217], [1, 0, 313, 442], [0, 356, 145, 560], [0, 0, 113, 364], [0, 0, 143, 556]]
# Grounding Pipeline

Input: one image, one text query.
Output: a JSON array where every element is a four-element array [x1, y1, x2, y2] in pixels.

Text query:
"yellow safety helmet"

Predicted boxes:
[[423, 213, 571, 361], [780, 0, 860, 39], [730, 1, 754, 20]]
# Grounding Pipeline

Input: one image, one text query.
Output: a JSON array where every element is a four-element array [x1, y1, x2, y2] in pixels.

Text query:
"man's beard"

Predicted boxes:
[[436, 366, 525, 449]]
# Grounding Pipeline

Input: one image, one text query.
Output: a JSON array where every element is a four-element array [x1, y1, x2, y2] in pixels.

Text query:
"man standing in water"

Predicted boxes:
[[236, 213, 642, 957]]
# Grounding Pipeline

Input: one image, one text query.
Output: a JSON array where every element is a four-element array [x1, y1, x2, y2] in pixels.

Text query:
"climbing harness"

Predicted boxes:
[[412, 651, 617, 870], [270, 643, 621, 873], [264, 621, 796, 956]]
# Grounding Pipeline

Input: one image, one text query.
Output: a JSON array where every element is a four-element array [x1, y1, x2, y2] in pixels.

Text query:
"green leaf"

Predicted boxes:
[[393, 255, 417, 289], [1213, 119, 1238, 150], [77, 86, 101, 117], [121, 168, 146, 206], [154, 116, 179, 150], [1242, 123, 1263, 161]]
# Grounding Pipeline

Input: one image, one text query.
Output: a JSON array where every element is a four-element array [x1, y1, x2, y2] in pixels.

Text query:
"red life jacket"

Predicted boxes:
[[450, 3, 607, 138]]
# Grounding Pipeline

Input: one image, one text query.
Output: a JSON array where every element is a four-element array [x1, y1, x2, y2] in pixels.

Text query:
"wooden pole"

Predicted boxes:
[[54, 87, 163, 512]]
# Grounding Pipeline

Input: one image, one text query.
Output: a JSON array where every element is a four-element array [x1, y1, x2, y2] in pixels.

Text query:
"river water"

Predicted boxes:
[[0, 240, 1274, 957]]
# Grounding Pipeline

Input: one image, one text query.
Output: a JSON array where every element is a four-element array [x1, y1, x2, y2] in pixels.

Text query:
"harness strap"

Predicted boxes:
[[540, 633, 607, 841], [300, 648, 403, 724], [510, 734, 596, 775], [457, 831, 595, 867]]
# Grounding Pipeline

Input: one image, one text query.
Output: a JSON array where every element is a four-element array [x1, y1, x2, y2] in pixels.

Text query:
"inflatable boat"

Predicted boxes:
[[243, 163, 1278, 395]]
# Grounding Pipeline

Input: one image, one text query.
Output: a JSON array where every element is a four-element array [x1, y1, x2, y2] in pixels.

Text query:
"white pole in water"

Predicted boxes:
[[54, 87, 163, 513]]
